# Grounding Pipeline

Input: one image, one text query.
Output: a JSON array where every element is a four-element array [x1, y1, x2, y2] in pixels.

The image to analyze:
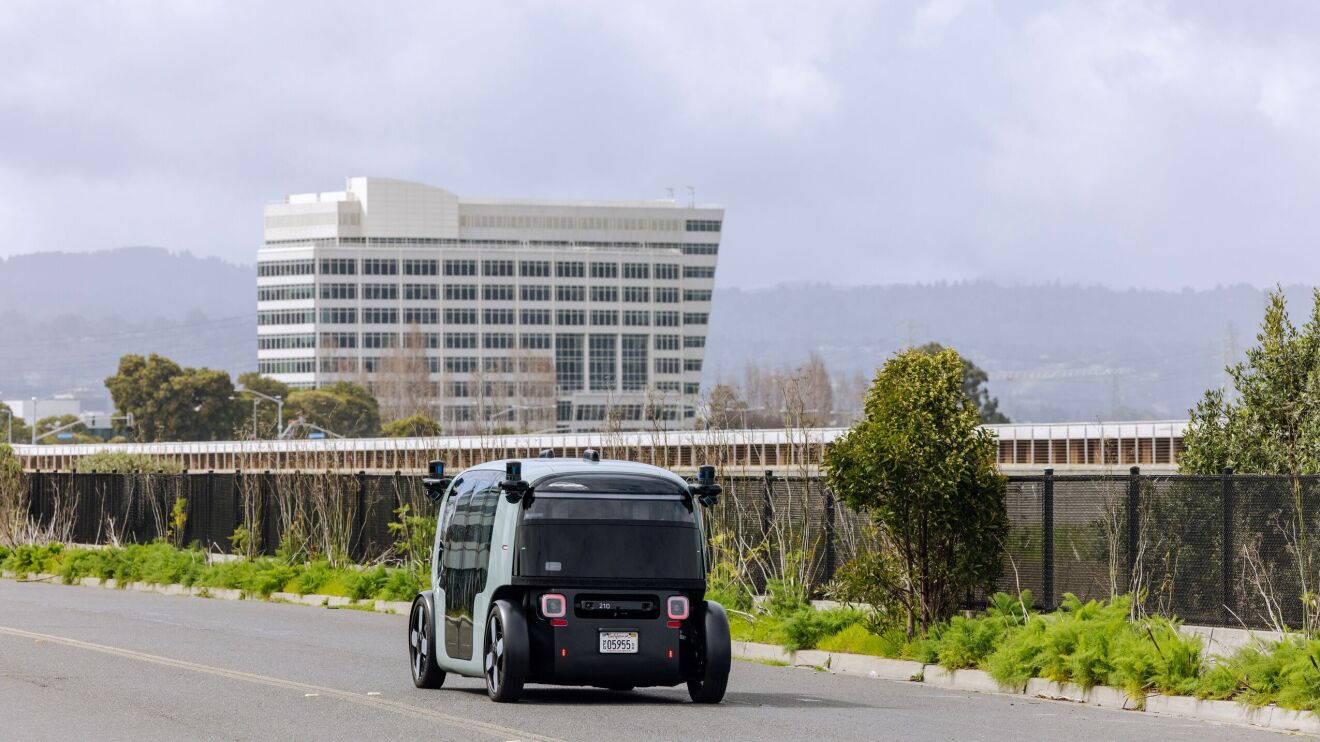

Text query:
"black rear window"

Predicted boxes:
[[533, 472, 689, 496]]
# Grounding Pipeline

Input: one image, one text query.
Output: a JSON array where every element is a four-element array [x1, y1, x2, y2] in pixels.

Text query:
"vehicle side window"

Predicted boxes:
[[440, 471, 498, 660]]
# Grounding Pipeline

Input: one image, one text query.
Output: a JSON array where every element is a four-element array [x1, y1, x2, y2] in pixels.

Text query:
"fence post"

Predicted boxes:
[[823, 485, 837, 583], [355, 470, 368, 562], [1222, 467, 1236, 624], [1127, 466, 1140, 593], [761, 470, 775, 542], [1043, 468, 1054, 611]]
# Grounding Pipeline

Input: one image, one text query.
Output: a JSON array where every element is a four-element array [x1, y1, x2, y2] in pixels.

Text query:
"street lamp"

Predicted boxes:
[[30, 397, 37, 445], [232, 386, 285, 439]]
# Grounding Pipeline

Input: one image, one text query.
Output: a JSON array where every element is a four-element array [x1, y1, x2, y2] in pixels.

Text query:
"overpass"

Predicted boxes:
[[12, 420, 1187, 474]]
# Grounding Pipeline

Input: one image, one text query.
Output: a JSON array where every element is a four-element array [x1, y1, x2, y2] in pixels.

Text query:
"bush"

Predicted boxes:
[[780, 606, 866, 651], [817, 624, 905, 657], [74, 452, 183, 474]]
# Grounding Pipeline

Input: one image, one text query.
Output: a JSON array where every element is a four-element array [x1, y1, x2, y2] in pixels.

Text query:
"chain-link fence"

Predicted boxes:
[[20, 467, 1317, 631]]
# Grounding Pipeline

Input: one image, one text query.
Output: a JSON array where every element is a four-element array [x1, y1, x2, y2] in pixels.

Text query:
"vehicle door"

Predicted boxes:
[[437, 470, 499, 662]]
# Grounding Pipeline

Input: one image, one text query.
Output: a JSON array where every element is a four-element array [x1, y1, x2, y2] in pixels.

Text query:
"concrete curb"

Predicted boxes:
[[732, 639, 1320, 736], [4, 571, 409, 616]]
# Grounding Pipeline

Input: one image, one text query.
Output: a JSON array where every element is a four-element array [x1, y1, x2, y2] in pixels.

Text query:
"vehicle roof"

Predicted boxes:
[[461, 457, 691, 488]]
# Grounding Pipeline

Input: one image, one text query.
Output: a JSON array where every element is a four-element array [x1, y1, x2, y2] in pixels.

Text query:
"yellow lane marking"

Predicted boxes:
[[0, 624, 564, 742]]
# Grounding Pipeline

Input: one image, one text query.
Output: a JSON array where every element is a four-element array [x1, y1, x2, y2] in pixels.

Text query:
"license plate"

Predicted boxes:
[[598, 631, 639, 654]]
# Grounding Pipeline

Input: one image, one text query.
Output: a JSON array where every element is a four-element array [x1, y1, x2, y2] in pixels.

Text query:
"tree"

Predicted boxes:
[[381, 414, 442, 438], [105, 354, 244, 441], [0, 402, 31, 444], [371, 327, 434, 424], [917, 342, 1009, 424], [1181, 288, 1320, 475], [701, 383, 748, 429], [286, 381, 381, 438], [823, 346, 1006, 635], [33, 415, 99, 444]]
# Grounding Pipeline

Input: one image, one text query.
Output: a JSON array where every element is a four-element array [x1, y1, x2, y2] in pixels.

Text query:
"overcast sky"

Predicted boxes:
[[2, 1, 1319, 289]]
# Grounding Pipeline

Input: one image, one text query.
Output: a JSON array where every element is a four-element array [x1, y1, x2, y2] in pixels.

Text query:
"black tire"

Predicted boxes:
[[687, 600, 731, 704], [409, 593, 446, 689], [484, 600, 528, 703]]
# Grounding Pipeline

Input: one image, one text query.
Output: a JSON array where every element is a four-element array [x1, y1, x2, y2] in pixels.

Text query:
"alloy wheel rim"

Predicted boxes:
[[411, 605, 427, 679], [485, 614, 504, 692]]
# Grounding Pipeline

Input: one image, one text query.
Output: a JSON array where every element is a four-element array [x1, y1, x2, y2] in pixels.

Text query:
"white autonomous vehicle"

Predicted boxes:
[[407, 451, 731, 703]]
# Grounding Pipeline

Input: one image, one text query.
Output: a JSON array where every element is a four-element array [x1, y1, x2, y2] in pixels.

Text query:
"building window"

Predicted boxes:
[[684, 358, 703, 372], [556, 309, 585, 326], [520, 260, 551, 277], [655, 264, 680, 280], [403, 259, 438, 276], [258, 259, 314, 277], [590, 262, 619, 279], [521, 332, 552, 350], [655, 311, 680, 327], [681, 244, 719, 255], [555, 334, 584, 391], [444, 308, 478, 324], [444, 259, 477, 276], [482, 259, 515, 276], [589, 334, 617, 391], [483, 284, 515, 302], [623, 263, 650, 280], [622, 335, 648, 391], [319, 356, 359, 374], [362, 307, 398, 324], [316, 308, 356, 324], [655, 358, 681, 374], [446, 356, 478, 373], [654, 334, 680, 350], [655, 287, 680, 303], [404, 283, 438, 301], [684, 382, 701, 395], [683, 312, 709, 326], [363, 332, 398, 349], [590, 286, 618, 302], [484, 308, 516, 325], [623, 286, 649, 303], [449, 381, 470, 398], [556, 285, 585, 302], [484, 332, 515, 349], [685, 219, 721, 232], [363, 258, 398, 275], [521, 285, 551, 301], [445, 332, 478, 349], [556, 261, 585, 278], [590, 310, 618, 326], [362, 283, 398, 300], [623, 310, 650, 327], [258, 358, 316, 374], [404, 308, 439, 324], [402, 331, 440, 349], [444, 284, 477, 301], [521, 309, 551, 325], [684, 335, 706, 348], [258, 284, 315, 301], [319, 283, 357, 300], [320, 258, 357, 275], [258, 333, 315, 350], [684, 289, 713, 302], [319, 332, 357, 349], [683, 266, 716, 279]]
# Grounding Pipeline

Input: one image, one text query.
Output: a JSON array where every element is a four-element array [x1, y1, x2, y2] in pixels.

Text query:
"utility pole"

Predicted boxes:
[[30, 397, 37, 445]]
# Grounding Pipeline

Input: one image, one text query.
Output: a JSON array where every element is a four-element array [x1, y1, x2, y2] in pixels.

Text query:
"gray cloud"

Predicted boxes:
[[1, 0, 1318, 289]]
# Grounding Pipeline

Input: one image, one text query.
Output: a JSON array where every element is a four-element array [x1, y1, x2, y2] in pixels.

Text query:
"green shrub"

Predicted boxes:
[[780, 606, 866, 651], [75, 451, 183, 474], [5, 543, 64, 576], [344, 565, 388, 601], [817, 624, 905, 657], [378, 567, 425, 602]]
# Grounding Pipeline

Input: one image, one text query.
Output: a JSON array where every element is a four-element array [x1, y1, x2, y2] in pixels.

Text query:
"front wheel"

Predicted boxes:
[[485, 600, 528, 702], [409, 594, 445, 689], [687, 600, 731, 704]]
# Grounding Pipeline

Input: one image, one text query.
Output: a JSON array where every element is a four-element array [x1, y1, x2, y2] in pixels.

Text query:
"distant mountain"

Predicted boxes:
[[0, 248, 255, 407], [705, 282, 1290, 422], [0, 247, 1297, 423]]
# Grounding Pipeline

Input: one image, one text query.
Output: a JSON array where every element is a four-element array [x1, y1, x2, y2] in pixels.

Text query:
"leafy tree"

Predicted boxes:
[[1181, 288, 1320, 475], [917, 342, 1010, 423], [0, 402, 31, 444], [33, 415, 99, 444], [286, 381, 381, 438], [105, 353, 244, 441], [381, 413, 442, 438], [823, 346, 1007, 635]]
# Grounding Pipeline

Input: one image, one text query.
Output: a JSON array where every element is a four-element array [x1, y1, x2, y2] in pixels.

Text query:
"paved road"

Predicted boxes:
[[0, 580, 1288, 742]]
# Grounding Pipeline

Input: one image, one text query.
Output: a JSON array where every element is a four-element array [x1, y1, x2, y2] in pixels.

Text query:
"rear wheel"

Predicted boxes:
[[409, 594, 445, 689], [687, 600, 730, 704], [485, 602, 526, 702]]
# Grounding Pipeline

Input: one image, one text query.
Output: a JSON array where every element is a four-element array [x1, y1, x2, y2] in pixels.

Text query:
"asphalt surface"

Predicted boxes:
[[0, 579, 1292, 742]]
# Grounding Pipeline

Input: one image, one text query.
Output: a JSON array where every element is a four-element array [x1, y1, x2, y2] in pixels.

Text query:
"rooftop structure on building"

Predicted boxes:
[[257, 177, 723, 433]]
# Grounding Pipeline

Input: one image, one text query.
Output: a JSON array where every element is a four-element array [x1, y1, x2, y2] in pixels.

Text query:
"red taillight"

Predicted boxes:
[[667, 595, 690, 621], [667, 620, 682, 629], [541, 593, 567, 619], [551, 618, 568, 627]]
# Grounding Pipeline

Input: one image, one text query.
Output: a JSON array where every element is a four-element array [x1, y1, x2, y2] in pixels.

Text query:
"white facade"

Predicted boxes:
[[257, 177, 723, 432]]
